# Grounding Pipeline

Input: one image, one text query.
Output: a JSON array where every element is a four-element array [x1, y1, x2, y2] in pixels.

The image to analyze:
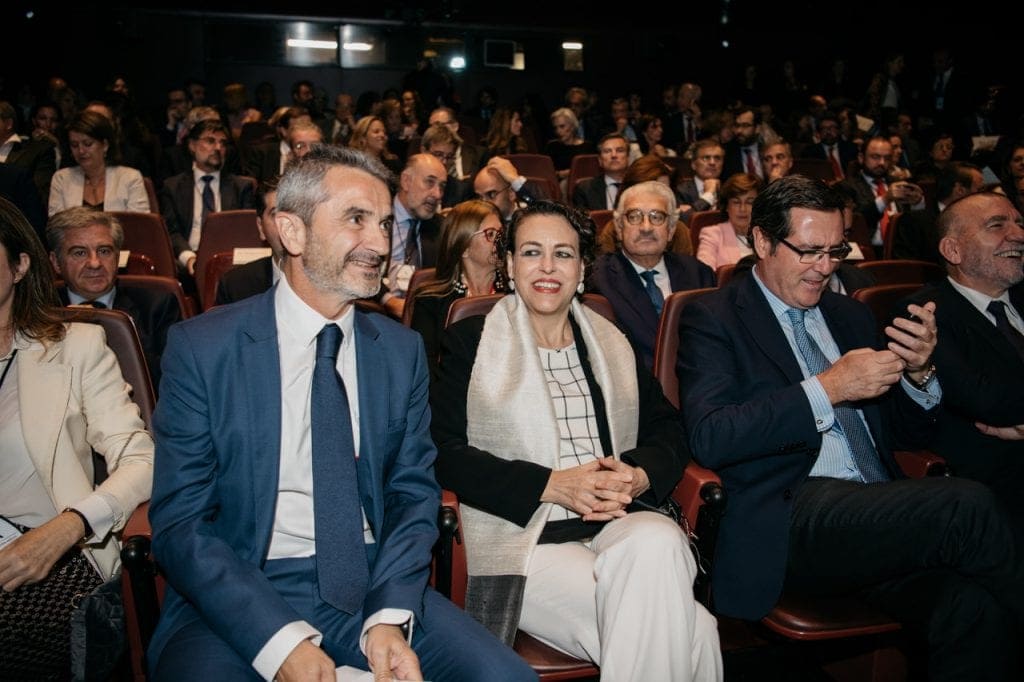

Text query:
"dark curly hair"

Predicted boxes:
[[502, 200, 597, 267]]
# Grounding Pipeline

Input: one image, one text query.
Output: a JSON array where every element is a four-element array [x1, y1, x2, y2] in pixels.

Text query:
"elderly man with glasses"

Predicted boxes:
[[586, 180, 713, 368]]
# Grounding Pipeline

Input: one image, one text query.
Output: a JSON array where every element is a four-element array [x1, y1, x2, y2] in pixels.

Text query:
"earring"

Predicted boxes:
[[508, 279, 515, 291], [576, 281, 585, 295]]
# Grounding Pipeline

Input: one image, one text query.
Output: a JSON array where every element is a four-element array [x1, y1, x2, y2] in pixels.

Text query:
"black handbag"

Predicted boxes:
[[0, 519, 103, 679]]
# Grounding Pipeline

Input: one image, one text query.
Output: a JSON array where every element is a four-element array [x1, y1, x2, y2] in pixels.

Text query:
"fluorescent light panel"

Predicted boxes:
[[287, 38, 337, 49]]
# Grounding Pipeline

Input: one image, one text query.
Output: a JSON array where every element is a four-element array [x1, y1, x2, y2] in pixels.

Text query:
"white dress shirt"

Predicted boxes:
[[948, 276, 1024, 334]]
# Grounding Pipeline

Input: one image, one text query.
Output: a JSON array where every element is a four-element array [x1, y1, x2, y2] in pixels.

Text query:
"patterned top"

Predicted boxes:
[[539, 343, 602, 521]]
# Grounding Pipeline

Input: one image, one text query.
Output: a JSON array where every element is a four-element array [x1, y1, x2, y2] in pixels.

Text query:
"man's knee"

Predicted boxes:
[[153, 620, 258, 681]]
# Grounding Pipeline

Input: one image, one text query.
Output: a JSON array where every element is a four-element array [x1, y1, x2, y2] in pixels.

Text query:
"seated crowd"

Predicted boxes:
[[2, 62, 1024, 681]]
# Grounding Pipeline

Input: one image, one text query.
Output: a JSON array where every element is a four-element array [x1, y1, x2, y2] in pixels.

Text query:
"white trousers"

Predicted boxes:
[[518, 511, 723, 682]]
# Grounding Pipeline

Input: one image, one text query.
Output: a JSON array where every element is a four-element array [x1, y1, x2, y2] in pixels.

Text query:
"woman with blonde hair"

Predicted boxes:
[[348, 115, 402, 173]]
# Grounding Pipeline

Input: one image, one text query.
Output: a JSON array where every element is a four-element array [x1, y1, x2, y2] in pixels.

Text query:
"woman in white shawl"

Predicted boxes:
[[430, 201, 722, 682]]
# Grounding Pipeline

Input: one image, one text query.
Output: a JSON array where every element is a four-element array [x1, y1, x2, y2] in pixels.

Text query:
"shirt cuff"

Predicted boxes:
[[178, 250, 197, 269], [802, 377, 836, 433], [510, 175, 527, 192], [359, 609, 414, 657], [70, 493, 116, 543], [252, 621, 322, 681], [900, 375, 942, 409]]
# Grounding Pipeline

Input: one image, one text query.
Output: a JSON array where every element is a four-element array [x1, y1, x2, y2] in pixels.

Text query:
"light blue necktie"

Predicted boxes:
[[639, 270, 664, 315], [312, 324, 369, 612], [786, 308, 890, 483]]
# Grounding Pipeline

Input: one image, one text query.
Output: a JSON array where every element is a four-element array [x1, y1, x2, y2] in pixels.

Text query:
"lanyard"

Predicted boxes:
[[0, 349, 17, 392]]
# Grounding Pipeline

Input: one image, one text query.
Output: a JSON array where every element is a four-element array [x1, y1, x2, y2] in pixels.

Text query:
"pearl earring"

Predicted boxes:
[[577, 281, 585, 295], [508, 279, 515, 291]]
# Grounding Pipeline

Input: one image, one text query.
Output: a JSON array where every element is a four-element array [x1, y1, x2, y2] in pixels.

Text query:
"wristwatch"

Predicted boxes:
[[906, 363, 937, 390], [63, 507, 93, 541]]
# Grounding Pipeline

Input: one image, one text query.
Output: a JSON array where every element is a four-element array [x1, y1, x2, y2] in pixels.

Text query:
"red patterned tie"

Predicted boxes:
[[828, 145, 843, 179], [744, 148, 756, 175], [875, 179, 890, 242]]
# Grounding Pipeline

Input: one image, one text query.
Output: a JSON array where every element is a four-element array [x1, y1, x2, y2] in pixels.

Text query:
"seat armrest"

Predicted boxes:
[[894, 450, 949, 478]]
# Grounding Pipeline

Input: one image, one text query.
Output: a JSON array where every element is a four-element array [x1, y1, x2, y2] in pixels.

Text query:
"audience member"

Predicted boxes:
[[48, 111, 148, 216], [572, 133, 629, 211], [0, 197, 152, 679], [587, 181, 713, 368], [678, 175, 1024, 681], [147, 145, 533, 681], [676, 138, 725, 222], [471, 157, 536, 224], [47, 206, 181, 382], [348, 115, 402, 174], [1, 100, 57, 205], [431, 200, 723, 681], [696, 172, 763, 270], [894, 161, 984, 263], [159, 119, 256, 275], [214, 179, 280, 306]]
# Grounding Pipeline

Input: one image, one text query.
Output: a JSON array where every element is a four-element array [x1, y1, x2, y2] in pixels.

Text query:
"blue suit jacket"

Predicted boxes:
[[148, 287, 439, 667], [677, 274, 934, 619], [586, 250, 715, 369]]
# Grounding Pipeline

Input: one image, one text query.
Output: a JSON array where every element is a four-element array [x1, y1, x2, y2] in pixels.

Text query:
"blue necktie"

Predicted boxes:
[[312, 323, 368, 613], [200, 175, 215, 225], [404, 219, 421, 267], [785, 308, 890, 483], [639, 270, 664, 315]]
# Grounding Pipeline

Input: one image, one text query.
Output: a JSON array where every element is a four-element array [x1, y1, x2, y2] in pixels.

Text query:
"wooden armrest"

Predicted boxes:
[[672, 462, 725, 532], [123, 501, 151, 540], [894, 450, 949, 478]]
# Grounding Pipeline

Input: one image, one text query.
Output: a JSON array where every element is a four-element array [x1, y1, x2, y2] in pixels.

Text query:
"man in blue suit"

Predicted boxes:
[[678, 175, 1024, 680], [587, 181, 714, 369], [149, 146, 534, 681]]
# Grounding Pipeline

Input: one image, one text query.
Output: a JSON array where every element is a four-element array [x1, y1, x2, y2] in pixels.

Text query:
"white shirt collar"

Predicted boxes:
[[275, 268, 356, 351]]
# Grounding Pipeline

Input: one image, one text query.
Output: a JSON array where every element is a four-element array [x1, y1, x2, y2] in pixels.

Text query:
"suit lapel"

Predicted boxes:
[[175, 175, 195, 229], [18, 343, 71, 493], [734, 274, 805, 384], [220, 176, 238, 211], [942, 279, 1024, 365], [353, 310, 385, 529], [240, 290, 283, 544], [612, 252, 659, 323]]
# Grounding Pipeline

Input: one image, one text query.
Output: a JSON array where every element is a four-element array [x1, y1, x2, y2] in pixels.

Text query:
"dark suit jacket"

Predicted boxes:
[[458, 143, 489, 180], [722, 139, 761, 182], [678, 274, 935, 619], [675, 177, 717, 223], [4, 136, 57, 204], [431, 312, 687, 537], [840, 173, 885, 242], [572, 175, 612, 211], [148, 288, 439, 667], [901, 280, 1024, 504], [214, 255, 273, 306], [159, 172, 256, 257], [799, 140, 859, 175], [59, 283, 182, 385], [892, 206, 942, 264], [0, 163, 46, 241], [587, 251, 715, 369]]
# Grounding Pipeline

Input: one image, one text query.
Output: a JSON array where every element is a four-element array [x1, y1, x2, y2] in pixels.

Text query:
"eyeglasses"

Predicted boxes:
[[477, 184, 511, 202], [430, 150, 456, 162], [292, 141, 318, 151], [199, 136, 228, 147], [472, 227, 500, 242], [777, 237, 852, 264], [623, 209, 670, 226]]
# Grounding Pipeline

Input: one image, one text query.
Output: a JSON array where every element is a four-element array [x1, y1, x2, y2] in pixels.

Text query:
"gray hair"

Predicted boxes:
[[46, 206, 124, 252], [276, 146, 394, 227], [550, 107, 579, 131], [614, 181, 678, 225]]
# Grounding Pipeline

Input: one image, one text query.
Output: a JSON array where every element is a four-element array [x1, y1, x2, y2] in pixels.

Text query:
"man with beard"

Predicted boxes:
[[159, 119, 255, 276], [382, 153, 446, 316], [148, 146, 535, 682], [839, 136, 923, 250], [721, 106, 764, 181], [900, 192, 1024, 536], [798, 111, 858, 181]]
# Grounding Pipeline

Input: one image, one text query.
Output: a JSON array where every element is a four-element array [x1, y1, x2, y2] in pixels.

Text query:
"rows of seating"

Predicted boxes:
[[112, 247, 947, 679]]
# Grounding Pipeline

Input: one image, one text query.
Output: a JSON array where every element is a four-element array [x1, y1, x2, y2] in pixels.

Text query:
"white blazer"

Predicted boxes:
[[17, 323, 153, 579], [48, 165, 150, 216]]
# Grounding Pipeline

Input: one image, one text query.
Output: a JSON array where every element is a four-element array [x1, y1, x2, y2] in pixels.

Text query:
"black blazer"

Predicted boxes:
[[901, 280, 1024, 499], [4, 136, 56, 204], [241, 142, 283, 185], [678, 274, 935, 619], [572, 175, 611, 211], [0, 163, 46, 241], [214, 255, 273, 306], [430, 313, 687, 541], [892, 206, 942, 265], [839, 173, 885, 241], [59, 283, 182, 385], [586, 251, 715, 369], [159, 172, 256, 257]]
